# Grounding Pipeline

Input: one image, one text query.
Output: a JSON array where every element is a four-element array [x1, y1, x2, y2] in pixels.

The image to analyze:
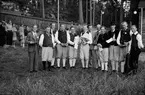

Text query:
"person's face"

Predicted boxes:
[[89, 26, 92, 30], [61, 25, 65, 30], [131, 26, 137, 33], [122, 22, 128, 29], [101, 27, 106, 34], [13, 24, 15, 27], [9, 21, 12, 24], [52, 23, 56, 29], [111, 25, 115, 32], [83, 25, 88, 32], [97, 25, 101, 30], [46, 27, 51, 34], [33, 25, 37, 32], [71, 28, 75, 34]]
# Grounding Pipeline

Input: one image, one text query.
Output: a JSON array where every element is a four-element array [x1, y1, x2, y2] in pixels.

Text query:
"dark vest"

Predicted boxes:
[[58, 30, 67, 43], [69, 33, 76, 47], [120, 29, 131, 45], [108, 30, 119, 46], [97, 33, 109, 48], [70, 33, 76, 42], [131, 33, 139, 50], [43, 33, 53, 47]]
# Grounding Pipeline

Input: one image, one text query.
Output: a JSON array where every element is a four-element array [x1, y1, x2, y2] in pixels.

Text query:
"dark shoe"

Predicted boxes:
[[42, 61, 46, 70], [72, 66, 75, 69], [98, 67, 101, 71], [83, 67, 86, 69], [51, 66, 55, 69], [63, 67, 66, 69], [47, 61, 51, 69], [29, 71, 34, 73], [102, 70, 105, 72], [57, 67, 60, 69]]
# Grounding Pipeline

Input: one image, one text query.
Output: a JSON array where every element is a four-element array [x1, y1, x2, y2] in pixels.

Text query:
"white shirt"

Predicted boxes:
[[67, 33, 80, 49], [6, 24, 13, 31], [128, 31, 144, 51], [39, 33, 55, 47], [81, 32, 92, 44]]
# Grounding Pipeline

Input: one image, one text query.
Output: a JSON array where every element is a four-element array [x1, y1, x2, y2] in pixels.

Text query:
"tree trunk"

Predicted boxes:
[[120, 1, 124, 26], [79, 0, 84, 24], [40, 0, 45, 18], [86, 0, 88, 24], [93, 1, 95, 26], [90, 0, 92, 25]]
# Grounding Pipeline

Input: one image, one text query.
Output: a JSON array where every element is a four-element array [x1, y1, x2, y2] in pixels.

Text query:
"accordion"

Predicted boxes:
[[80, 37, 89, 45]]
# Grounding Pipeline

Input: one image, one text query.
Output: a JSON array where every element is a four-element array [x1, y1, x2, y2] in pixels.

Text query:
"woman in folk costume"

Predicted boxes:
[[128, 25, 144, 74], [0, 21, 6, 47], [19, 24, 25, 48], [12, 24, 17, 48], [97, 26, 110, 72], [68, 26, 80, 68], [80, 25, 92, 69], [50, 23, 57, 68], [39, 26, 55, 71], [3, 20, 13, 48]]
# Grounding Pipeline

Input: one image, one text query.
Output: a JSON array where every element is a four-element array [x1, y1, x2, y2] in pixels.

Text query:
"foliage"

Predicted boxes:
[[0, 47, 145, 95], [0, 0, 141, 26]]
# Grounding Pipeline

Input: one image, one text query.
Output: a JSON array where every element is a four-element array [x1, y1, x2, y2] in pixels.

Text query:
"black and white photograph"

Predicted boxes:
[[0, 0, 145, 95]]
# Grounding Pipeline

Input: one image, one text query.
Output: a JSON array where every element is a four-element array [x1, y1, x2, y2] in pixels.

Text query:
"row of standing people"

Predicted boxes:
[[25, 22, 144, 74], [0, 20, 31, 48]]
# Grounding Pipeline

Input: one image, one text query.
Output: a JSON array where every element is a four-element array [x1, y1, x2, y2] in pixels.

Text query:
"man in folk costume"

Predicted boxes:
[[117, 22, 132, 74], [128, 25, 144, 74], [89, 25, 99, 69], [95, 24, 102, 68], [80, 25, 92, 69], [107, 24, 120, 72], [97, 26, 110, 72], [39, 27, 55, 71], [50, 23, 57, 68], [26, 25, 39, 72], [68, 27, 80, 68], [55, 24, 69, 68]]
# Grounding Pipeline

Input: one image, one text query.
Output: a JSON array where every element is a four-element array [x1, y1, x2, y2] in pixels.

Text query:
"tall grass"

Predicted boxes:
[[0, 47, 145, 95]]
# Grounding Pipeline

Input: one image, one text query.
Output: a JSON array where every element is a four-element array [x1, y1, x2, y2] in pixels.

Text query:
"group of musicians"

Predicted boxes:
[[26, 21, 144, 75]]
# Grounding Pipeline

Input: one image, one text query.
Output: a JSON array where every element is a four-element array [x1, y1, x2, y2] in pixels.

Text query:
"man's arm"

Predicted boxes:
[[117, 31, 121, 46], [55, 31, 61, 44], [39, 34, 44, 47], [137, 34, 144, 49], [87, 33, 92, 44], [26, 33, 31, 44], [67, 32, 74, 45]]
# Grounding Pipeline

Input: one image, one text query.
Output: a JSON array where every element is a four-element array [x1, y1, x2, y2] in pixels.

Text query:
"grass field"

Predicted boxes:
[[0, 46, 145, 95]]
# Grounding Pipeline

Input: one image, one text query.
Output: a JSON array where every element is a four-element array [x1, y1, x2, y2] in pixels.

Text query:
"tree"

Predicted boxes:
[[79, 0, 84, 24]]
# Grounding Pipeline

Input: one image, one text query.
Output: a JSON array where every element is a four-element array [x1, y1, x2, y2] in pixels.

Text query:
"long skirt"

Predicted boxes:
[[0, 36, 6, 46], [6, 30, 13, 45]]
